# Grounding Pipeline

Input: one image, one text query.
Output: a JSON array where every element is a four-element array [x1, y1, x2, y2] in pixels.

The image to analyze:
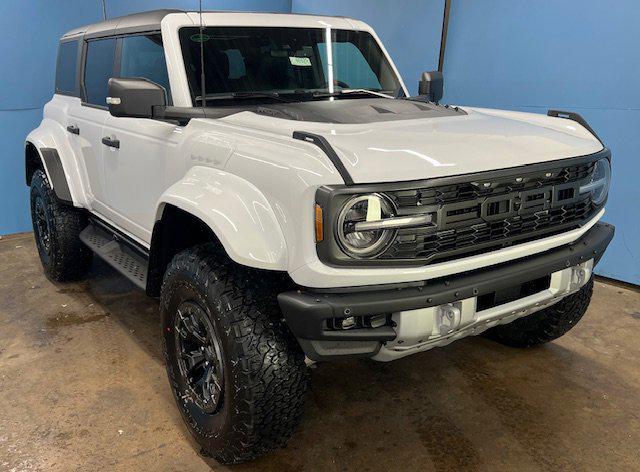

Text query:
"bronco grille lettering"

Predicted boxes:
[[379, 160, 599, 263]]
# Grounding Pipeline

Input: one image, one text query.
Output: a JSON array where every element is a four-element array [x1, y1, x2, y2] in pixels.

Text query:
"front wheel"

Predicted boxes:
[[484, 278, 594, 347], [160, 244, 308, 464]]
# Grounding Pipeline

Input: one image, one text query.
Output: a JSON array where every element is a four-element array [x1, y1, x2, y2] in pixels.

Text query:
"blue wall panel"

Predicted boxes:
[[0, 109, 45, 235], [0, 0, 103, 235], [0, 1, 103, 110], [291, 0, 445, 95], [442, 0, 640, 284]]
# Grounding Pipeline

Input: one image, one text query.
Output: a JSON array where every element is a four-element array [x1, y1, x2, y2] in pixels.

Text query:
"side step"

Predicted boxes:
[[80, 223, 148, 290]]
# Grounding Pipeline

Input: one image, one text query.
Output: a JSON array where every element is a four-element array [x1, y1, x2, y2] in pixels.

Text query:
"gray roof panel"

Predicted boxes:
[[62, 9, 183, 40], [60, 9, 355, 41]]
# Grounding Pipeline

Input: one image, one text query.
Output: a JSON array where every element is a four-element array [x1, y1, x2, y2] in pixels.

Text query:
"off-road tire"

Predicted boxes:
[[485, 278, 594, 347], [160, 244, 308, 464], [29, 169, 92, 282]]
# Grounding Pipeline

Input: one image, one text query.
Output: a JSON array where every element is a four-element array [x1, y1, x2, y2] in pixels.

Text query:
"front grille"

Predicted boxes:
[[379, 160, 598, 263], [389, 161, 594, 210]]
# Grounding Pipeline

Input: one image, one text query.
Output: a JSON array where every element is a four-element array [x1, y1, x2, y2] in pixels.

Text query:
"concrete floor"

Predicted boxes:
[[1, 233, 640, 472]]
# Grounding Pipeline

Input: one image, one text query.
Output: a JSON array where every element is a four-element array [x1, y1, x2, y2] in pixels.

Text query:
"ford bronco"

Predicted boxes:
[[25, 9, 614, 463]]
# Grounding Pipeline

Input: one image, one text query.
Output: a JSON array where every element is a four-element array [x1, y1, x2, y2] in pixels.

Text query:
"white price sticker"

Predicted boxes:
[[289, 56, 312, 67]]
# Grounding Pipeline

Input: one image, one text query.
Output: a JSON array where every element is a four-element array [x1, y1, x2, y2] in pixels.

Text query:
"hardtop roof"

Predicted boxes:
[[61, 9, 181, 39], [61, 9, 354, 40]]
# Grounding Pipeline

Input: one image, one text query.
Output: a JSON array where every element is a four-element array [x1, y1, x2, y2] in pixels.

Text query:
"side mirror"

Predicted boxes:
[[418, 71, 444, 103], [106, 77, 166, 118]]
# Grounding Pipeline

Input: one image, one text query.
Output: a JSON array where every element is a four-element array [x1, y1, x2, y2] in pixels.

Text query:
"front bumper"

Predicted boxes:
[[278, 222, 614, 361]]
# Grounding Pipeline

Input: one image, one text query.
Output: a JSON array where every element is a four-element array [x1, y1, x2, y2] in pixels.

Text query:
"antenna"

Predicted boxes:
[[101, 0, 107, 20], [198, 0, 206, 108], [438, 0, 451, 72]]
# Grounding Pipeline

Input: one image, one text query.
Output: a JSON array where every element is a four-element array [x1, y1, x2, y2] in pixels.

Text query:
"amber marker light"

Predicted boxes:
[[314, 204, 324, 242]]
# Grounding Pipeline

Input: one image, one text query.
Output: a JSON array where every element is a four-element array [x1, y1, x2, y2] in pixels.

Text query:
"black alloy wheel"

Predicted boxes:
[[174, 300, 225, 413], [33, 196, 52, 257]]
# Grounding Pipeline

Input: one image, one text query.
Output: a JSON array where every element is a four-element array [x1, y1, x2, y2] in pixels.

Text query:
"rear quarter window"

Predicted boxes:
[[55, 40, 79, 95]]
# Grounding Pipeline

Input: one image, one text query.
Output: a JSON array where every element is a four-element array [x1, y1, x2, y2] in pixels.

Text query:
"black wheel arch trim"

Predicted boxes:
[[29, 147, 74, 204], [293, 131, 354, 185]]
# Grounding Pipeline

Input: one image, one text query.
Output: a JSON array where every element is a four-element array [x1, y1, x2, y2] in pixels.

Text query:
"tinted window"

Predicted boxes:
[[84, 38, 116, 106], [319, 42, 382, 90], [55, 40, 79, 94], [119, 34, 171, 101], [178, 27, 401, 104]]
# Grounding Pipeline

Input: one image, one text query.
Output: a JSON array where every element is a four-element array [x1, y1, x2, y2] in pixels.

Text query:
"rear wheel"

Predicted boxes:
[[29, 169, 92, 282], [160, 244, 308, 464], [485, 279, 594, 347]]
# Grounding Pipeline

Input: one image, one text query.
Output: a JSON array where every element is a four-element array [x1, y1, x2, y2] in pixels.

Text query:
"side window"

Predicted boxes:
[[55, 40, 79, 95], [119, 34, 171, 102], [84, 38, 116, 106]]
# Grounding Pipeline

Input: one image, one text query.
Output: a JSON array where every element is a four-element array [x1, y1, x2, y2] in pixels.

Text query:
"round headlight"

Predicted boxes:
[[580, 158, 611, 205], [337, 194, 395, 258]]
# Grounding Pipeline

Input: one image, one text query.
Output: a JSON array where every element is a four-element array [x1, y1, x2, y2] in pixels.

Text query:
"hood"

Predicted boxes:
[[217, 99, 604, 184]]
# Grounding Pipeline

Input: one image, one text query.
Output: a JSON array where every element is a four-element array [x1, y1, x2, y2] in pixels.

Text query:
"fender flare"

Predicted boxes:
[[155, 166, 288, 270], [25, 120, 88, 207], [29, 147, 73, 203]]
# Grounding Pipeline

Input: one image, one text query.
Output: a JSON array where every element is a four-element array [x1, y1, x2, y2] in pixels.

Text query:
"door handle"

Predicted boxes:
[[101, 137, 120, 149], [66, 125, 80, 135]]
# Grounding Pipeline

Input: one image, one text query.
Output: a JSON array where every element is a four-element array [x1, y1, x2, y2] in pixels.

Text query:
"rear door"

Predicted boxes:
[[67, 37, 117, 212], [100, 33, 176, 242]]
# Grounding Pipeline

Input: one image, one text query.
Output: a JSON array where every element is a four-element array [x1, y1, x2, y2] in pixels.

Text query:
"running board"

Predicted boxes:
[[80, 224, 148, 290]]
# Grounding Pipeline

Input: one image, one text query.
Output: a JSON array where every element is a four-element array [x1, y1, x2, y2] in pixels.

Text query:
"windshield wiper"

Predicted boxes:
[[309, 89, 395, 100], [196, 91, 292, 104]]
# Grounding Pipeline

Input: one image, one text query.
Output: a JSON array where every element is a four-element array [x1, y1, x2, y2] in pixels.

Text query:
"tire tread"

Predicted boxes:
[[30, 170, 92, 282], [160, 244, 308, 464], [485, 279, 594, 347]]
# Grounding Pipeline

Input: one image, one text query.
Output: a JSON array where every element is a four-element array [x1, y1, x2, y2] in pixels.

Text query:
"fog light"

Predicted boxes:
[[341, 316, 357, 329], [369, 314, 387, 328], [436, 303, 462, 335]]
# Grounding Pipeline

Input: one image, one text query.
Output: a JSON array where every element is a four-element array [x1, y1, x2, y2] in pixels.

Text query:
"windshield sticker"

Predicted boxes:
[[289, 56, 312, 67], [190, 33, 210, 43]]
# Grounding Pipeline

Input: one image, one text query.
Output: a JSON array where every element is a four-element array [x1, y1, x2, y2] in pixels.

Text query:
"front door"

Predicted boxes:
[[100, 33, 176, 243]]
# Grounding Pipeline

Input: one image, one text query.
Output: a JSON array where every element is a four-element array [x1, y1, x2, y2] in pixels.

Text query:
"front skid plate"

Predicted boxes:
[[373, 259, 593, 361]]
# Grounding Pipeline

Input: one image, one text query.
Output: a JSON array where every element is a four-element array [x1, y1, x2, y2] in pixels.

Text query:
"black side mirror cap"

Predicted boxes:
[[107, 77, 166, 118], [418, 71, 444, 103]]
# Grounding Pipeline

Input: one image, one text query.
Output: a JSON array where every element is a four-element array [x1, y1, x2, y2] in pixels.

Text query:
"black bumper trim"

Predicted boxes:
[[278, 222, 614, 341]]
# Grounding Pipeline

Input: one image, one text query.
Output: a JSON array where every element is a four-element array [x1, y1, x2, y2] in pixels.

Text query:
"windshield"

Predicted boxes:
[[178, 26, 402, 104]]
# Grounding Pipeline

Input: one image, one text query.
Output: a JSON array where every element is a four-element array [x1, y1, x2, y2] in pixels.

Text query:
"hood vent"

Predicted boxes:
[[371, 105, 395, 114], [249, 97, 466, 124]]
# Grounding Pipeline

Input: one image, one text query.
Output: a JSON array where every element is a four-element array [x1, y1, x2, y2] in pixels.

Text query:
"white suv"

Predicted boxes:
[[26, 9, 614, 463]]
